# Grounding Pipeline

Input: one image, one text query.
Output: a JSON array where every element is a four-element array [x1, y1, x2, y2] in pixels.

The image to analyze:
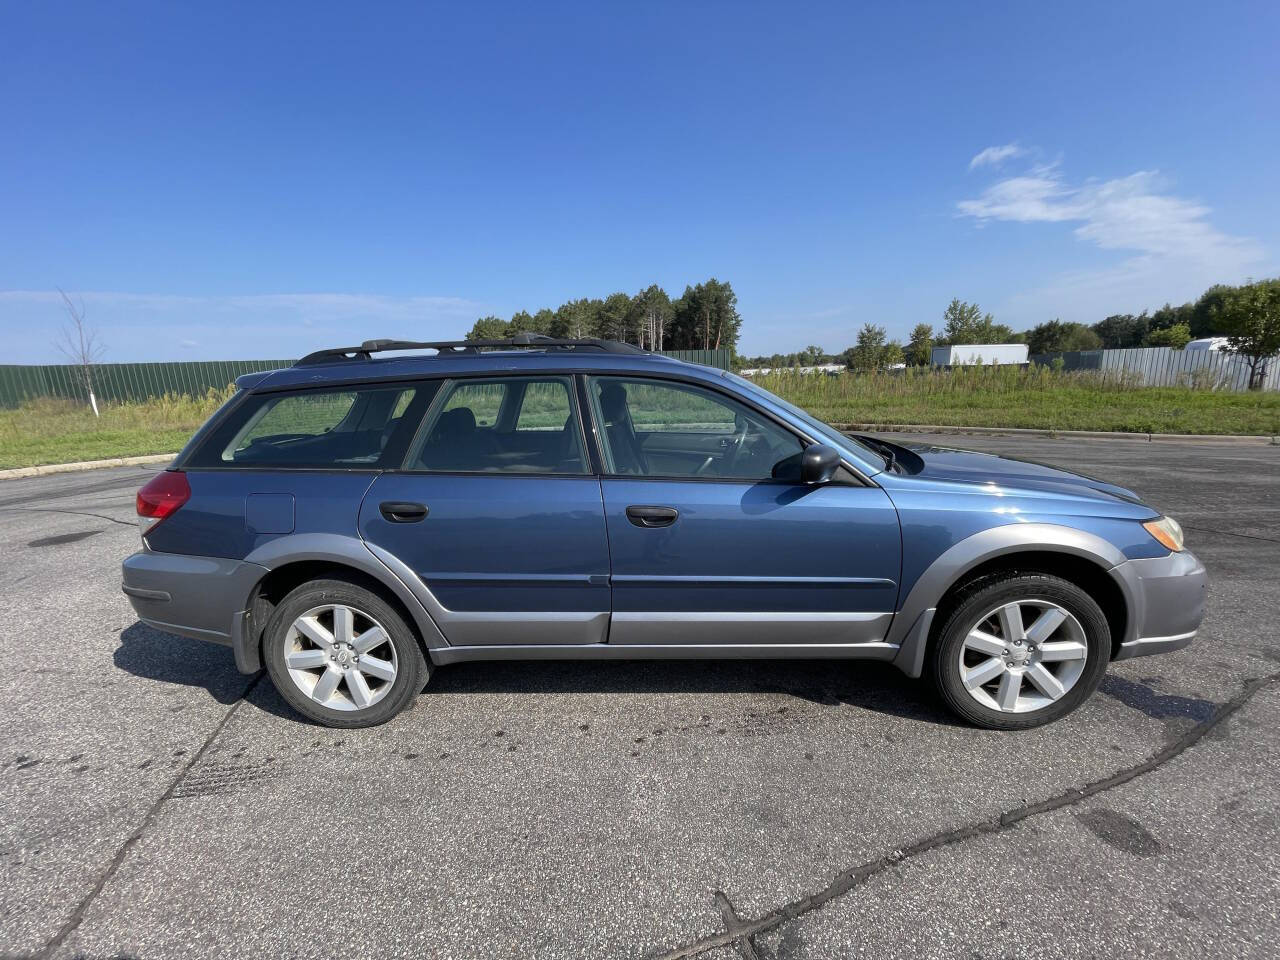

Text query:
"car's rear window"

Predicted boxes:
[[187, 381, 434, 469], [231, 391, 364, 455]]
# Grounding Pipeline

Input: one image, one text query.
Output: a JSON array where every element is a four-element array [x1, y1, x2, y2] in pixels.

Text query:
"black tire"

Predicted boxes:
[[263, 577, 428, 728], [929, 573, 1111, 730]]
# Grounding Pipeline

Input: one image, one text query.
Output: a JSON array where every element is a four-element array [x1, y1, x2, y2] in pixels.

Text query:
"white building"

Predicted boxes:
[[739, 364, 845, 376], [1185, 337, 1231, 352], [931, 343, 1029, 366]]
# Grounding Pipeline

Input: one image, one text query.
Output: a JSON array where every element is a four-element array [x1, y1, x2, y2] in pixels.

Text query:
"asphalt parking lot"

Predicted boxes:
[[2, 432, 1278, 959]]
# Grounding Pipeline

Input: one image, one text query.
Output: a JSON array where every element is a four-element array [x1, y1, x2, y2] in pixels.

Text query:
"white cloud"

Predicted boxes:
[[956, 157, 1269, 324], [958, 167, 1258, 262], [968, 144, 1025, 170]]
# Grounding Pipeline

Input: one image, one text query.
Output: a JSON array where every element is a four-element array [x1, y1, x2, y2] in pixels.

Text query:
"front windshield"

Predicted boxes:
[[722, 371, 887, 468]]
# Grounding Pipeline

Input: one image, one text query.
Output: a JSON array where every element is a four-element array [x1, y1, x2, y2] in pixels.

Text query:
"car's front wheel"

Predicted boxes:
[[930, 573, 1111, 729], [263, 577, 427, 727]]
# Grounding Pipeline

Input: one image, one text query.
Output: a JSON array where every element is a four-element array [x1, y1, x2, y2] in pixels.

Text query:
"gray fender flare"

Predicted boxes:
[[232, 533, 449, 673], [888, 522, 1136, 678]]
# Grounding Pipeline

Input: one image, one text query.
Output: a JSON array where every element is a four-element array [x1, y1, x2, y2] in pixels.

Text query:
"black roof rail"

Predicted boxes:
[[295, 333, 648, 366]]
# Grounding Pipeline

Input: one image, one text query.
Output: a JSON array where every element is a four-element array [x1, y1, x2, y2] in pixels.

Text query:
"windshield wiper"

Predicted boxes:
[[858, 435, 897, 472]]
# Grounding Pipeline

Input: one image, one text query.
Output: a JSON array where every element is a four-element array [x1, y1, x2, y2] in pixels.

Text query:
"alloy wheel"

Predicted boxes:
[[956, 599, 1089, 714], [283, 603, 399, 711]]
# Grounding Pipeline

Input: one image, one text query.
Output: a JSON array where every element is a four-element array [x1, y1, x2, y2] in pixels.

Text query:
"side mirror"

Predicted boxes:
[[800, 443, 840, 484]]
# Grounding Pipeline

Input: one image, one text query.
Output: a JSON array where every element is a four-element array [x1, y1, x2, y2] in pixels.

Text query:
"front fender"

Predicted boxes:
[[887, 522, 1134, 677]]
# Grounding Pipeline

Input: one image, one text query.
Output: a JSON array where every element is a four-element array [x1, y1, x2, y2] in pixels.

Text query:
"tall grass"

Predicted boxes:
[[754, 366, 1280, 436], [0, 388, 235, 469]]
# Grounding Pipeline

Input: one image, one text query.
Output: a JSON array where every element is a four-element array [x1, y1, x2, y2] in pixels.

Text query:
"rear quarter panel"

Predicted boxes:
[[144, 470, 378, 559]]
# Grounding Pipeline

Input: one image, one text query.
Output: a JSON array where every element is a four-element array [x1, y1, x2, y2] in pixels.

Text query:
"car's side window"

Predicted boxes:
[[515, 380, 573, 433], [208, 383, 422, 468], [586, 376, 806, 481], [441, 380, 505, 427], [410, 376, 587, 474]]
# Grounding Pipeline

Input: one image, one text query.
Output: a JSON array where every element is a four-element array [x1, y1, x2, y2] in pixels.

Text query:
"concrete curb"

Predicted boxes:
[[837, 423, 1279, 445], [0, 453, 177, 481]]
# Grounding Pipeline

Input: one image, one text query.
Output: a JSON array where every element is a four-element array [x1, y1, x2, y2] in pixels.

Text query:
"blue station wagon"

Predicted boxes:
[[122, 335, 1207, 729]]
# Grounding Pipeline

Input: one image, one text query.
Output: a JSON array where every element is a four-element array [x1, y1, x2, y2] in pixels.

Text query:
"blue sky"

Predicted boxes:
[[2, 1, 1277, 362]]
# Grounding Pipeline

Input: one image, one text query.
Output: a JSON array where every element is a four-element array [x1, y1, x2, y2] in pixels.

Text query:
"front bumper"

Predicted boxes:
[[1110, 549, 1208, 660], [122, 549, 266, 649]]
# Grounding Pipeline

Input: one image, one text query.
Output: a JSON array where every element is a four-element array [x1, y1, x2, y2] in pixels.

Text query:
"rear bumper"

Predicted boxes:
[[122, 549, 266, 650], [1110, 549, 1207, 660]]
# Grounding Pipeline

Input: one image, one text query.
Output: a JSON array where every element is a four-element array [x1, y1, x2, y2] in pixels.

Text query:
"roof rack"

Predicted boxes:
[[295, 333, 648, 366]]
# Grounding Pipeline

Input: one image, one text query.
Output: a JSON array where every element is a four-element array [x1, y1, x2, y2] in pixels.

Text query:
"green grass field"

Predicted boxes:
[[1, 367, 1277, 470], [753, 366, 1280, 436], [0, 390, 234, 469]]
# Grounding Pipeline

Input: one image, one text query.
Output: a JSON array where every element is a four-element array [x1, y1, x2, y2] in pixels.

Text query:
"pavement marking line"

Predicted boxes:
[[713, 891, 761, 960], [32, 673, 265, 960], [650, 670, 1280, 960]]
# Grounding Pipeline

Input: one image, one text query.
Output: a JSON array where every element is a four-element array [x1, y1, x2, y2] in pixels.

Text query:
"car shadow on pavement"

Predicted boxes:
[[114, 622, 958, 727], [115, 621, 263, 708], [425, 658, 960, 726]]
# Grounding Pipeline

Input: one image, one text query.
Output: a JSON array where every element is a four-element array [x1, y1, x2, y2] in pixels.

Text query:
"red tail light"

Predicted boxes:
[[136, 471, 191, 524]]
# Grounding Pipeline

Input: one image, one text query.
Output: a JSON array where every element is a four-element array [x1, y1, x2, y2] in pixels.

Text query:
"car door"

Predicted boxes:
[[584, 374, 902, 647], [359, 375, 610, 646]]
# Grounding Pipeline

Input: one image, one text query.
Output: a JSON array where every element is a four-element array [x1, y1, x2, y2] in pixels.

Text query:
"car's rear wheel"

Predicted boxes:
[[930, 573, 1111, 730], [264, 578, 427, 728]]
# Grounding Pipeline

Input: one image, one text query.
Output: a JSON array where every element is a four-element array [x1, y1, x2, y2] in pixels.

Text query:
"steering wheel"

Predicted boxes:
[[720, 415, 752, 475]]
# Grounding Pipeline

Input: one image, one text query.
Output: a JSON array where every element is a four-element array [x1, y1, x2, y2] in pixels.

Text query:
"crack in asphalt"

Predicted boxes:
[[28, 672, 264, 960], [1179, 523, 1280, 545], [3, 507, 136, 528], [0, 474, 144, 508], [651, 670, 1280, 960], [714, 891, 760, 960]]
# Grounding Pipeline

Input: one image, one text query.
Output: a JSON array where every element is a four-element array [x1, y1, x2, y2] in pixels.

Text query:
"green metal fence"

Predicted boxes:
[[663, 349, 732, 369], [0, 360, 295, 408], [0, 349, 732, 408]]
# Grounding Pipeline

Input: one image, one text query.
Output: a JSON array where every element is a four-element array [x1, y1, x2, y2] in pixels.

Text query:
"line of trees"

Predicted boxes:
[[465, 278, 742, 353], [745, 278, 1280, 387]]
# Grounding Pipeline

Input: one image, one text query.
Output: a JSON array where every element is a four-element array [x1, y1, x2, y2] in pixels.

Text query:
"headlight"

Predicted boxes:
[[1142, 516, 1185, 552]]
